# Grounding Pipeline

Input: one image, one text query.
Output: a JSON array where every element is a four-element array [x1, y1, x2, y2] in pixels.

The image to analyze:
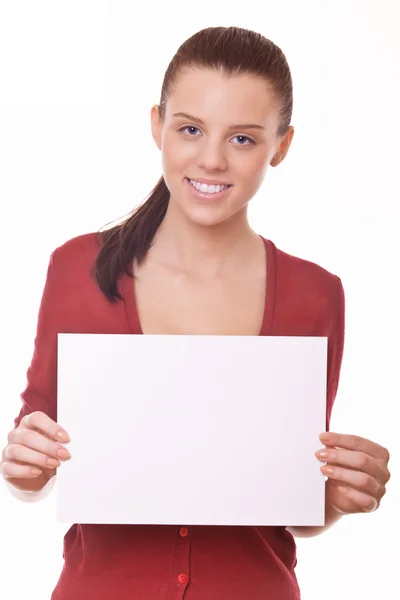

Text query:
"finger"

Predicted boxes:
[[320, 464, 385, 498], [315, 448, 387, 483], [337, 486, 379, 513], [1, 461, 42, 479], [319, 432, 389, 462], [17, 411, 70, 443], [10, 429, 71, 462], [5, 444, 61, 470]]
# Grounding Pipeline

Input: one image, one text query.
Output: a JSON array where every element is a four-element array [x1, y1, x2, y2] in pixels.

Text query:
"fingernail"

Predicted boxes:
[[57, 430, 70, 442], [32, 468, 42, 476], [316, 450, 329, 458], [321, 465, 334, 474], [57, 448, 71, 460], [319, 433, 332, 442], [47, 458, 60, 468]]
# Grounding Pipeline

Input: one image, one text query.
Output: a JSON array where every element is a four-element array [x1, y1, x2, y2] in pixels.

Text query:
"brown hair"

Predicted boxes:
[[93, 26, 293, 302]]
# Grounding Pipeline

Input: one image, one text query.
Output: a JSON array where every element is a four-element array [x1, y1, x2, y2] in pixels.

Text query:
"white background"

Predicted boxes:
[[0, 1, 399, 598]]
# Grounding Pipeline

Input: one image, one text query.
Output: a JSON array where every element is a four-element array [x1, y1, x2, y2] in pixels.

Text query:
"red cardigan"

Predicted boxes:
[[14, 232, 345, 600]]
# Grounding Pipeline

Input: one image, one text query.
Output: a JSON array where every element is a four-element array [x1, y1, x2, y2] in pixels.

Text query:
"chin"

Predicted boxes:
[[167, 182, 246, 228], [182, 204, 242, 228]]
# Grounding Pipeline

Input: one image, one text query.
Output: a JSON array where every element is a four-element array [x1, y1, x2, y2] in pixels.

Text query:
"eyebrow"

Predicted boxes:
[[172, 112, 266, 131]]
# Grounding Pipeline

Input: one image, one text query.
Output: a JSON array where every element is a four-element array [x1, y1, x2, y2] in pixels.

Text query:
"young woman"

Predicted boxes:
[[1, 26, 391, 600]]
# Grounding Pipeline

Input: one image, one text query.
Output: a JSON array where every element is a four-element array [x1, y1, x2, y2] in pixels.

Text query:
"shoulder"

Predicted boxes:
[[50, 231, 102, 270], [268, 239, 344, 316], [47, 232, 105, 289], [52, 231, 102, 261], [274, 241, 341, 284]]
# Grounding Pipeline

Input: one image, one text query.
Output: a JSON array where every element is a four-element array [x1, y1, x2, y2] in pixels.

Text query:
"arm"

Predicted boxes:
[[2, 249, 69, 500], [289, 278, 346, 538], [14, 249, 61, 428]]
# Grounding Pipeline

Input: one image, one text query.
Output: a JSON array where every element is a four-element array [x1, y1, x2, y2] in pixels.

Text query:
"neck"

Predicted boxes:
[[149, 201, 261, 277]]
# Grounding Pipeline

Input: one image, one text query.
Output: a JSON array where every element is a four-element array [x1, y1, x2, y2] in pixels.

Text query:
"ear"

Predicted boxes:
[[270, 126, 295, 167], [150, 105, 162, 150]]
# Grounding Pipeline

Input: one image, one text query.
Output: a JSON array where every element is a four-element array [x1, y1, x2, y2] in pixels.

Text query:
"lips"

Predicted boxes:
[[184, 177, 233, 201]]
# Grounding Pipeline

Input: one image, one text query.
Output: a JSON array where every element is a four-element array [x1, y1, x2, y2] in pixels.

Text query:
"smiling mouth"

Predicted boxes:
[[185, 178, 232, 193]]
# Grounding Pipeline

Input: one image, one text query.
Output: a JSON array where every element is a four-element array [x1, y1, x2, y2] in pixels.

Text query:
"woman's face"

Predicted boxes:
[[151, 68, 294, 227]]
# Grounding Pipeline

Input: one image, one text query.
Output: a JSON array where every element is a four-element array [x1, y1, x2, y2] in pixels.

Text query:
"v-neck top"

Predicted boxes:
[[121, 236, 277, 336], [13, 231, 345, 600]]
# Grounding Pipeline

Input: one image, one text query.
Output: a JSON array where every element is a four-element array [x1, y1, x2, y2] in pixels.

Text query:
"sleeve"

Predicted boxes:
[[325, 277, 345, 430], [14, 248, 64, 428]]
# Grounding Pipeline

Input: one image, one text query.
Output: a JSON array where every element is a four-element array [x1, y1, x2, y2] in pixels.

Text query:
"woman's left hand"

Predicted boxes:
[[315, 432, 391, 514]]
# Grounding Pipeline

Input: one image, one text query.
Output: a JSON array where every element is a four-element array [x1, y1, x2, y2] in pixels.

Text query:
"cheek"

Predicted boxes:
[[160, 140, 189, 193], [161, 136, 190, 174], [236, 152, 268, 187]]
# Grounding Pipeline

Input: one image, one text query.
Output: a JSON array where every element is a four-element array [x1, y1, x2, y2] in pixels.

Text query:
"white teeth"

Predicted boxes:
[[189, 179, 229, 194]]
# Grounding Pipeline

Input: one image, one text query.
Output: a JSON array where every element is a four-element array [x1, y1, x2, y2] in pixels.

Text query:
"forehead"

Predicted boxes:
[[166, 68, 279, 129]]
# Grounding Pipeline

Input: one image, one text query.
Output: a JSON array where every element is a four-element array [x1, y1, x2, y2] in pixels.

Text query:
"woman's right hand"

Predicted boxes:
[[1, 411, 71, 492]]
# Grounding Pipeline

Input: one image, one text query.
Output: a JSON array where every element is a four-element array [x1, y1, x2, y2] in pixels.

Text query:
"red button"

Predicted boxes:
[[178, 573, 188, 584], [179, 527, 189, 537]]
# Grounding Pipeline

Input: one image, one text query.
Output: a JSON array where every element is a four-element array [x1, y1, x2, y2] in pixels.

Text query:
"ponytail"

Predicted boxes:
[[93, 176, 170, 302]]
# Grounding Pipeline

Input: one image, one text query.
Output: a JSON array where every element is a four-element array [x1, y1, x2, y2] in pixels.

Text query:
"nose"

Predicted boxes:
[[196, 138, 228, 172]]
